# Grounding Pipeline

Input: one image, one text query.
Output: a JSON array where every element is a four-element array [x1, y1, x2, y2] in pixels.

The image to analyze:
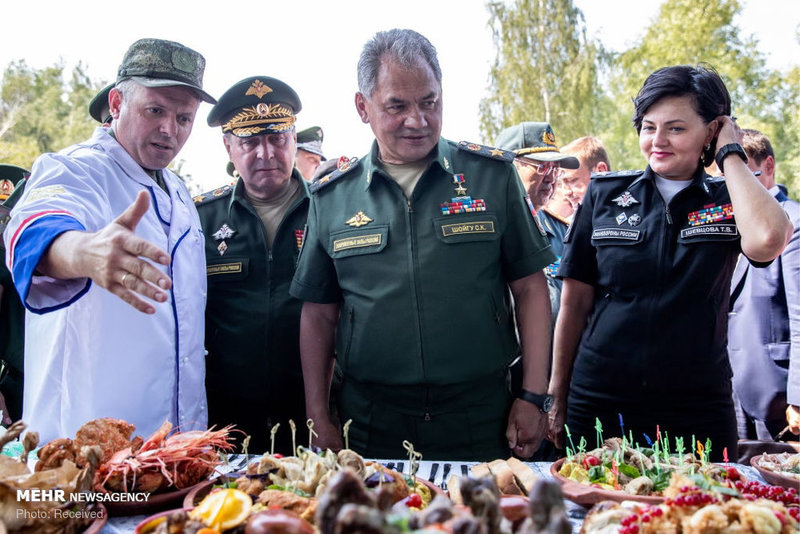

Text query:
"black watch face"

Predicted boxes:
[[542, 395, 554, 413]]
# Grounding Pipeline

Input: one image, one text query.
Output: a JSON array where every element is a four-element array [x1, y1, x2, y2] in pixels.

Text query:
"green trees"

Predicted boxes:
[[0, 61, 101, 169], [480, 0, 800, 197], [480, 0, 605, 146]]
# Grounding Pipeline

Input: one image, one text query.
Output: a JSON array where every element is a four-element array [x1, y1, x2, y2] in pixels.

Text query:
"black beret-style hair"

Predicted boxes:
[[632, 64, 731, 167]]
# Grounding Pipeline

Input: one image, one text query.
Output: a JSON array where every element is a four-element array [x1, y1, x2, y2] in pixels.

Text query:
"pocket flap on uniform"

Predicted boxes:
[[590, 226, 644, 246], [207, 257, 249, 280], [434, 213, 500, 243], [329, 225, 388, 259]]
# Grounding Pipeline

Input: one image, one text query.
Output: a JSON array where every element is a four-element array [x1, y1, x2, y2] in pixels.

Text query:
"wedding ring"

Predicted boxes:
[[121, 273, 130, 287]]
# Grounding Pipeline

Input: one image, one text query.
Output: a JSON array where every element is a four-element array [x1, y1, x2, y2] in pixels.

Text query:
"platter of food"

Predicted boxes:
[[750, 453, 800, 490], [33, 417, 238, 517], [551, 437, 744, 507], [445, 457, 539, 502], [137, 466, 573, 534], [580, 471, 799, 533]]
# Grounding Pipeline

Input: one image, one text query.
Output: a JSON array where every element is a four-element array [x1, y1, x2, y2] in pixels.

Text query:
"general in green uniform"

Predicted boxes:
[[196, 76, 310, 454], [292, 30, 556, 461]]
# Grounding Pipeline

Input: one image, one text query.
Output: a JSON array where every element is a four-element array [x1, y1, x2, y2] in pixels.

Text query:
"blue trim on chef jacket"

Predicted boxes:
[[12, 215, 90, 313], [147, 186, 171, 226], [169, 227, 190, 424]]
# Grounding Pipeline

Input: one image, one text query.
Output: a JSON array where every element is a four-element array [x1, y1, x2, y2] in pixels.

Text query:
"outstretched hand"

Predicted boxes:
[[43, 190, 172, 314]]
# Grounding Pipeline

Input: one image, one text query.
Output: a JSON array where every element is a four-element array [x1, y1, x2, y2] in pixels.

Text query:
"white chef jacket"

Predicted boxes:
[[3, 127, 207, 443]]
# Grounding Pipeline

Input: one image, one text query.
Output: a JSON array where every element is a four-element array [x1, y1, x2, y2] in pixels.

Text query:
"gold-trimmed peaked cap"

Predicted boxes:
[[116, 38, 216, 104], [495, 122, 579, 169], [207, 76, 301, 138]]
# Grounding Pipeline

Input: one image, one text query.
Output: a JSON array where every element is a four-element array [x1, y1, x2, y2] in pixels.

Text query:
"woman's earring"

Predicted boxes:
[[705, 143, 711, 151]]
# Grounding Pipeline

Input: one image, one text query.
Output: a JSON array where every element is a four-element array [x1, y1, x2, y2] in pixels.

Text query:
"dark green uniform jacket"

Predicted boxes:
[[290, 138, 555, 459], [195, 172, 309, 454], [0, 178, 28, 421]]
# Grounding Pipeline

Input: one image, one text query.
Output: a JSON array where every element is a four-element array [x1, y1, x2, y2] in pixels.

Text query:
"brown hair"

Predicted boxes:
[[561, 136, 611, 171], [741, 129, 774, 166]]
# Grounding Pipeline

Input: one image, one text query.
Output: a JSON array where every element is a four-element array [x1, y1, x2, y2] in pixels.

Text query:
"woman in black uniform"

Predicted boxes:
[[547, 65, 792, 460]]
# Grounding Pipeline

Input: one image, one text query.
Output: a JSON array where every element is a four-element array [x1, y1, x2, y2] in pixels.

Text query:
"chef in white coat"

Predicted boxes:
[[3, 38, 216, 443]]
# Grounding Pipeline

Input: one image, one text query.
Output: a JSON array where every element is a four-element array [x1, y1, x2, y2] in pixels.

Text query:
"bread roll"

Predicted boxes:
[[488, 459, 523, 495], [471, 462, 491, 478], [506, 457, 538, 496]]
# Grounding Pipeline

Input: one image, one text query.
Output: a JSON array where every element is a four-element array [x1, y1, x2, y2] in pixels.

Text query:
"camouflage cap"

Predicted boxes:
[[495, 122, 579, 169], [296, 126, 325, 160], [117, 38, 217, 104], [88, 83, 114, 124]]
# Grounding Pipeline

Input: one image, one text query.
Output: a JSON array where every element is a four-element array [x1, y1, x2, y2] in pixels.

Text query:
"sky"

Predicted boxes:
[[2, 0, 798, 192]]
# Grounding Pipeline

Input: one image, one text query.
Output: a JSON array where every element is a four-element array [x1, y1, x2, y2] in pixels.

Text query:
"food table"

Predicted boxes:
[[98, 457, 769, 534]]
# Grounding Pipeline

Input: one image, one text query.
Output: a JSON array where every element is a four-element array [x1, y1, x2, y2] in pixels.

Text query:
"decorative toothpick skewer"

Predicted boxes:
[[594, 417, 604, 450], [270, 423, 280, 456], [289, 419, 297, 456], [343, 419, 352, 450], [565, 424, 577, 458], [402, 440, 423, 476], [241, 435, 251, 465], [307, 419, 318, 449]]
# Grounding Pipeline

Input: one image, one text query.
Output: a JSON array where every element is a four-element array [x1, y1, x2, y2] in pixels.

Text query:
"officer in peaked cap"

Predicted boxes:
[[295, 126, 325, 181], [197, 76, 310, 453], [88, 83, 114, 125], [0, 164, 30, 424]]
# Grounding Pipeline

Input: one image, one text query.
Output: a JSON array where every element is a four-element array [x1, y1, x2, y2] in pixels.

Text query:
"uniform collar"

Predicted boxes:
[[363, 138, 450, 191], [633, 165, 712, 196], [228, 168, 309, 214]]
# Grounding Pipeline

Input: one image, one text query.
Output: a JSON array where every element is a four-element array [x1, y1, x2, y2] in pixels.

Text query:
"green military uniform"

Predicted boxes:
[[0, 166, 29, 422], [194, 171, 309, 453], [290, 138, 555, 460]]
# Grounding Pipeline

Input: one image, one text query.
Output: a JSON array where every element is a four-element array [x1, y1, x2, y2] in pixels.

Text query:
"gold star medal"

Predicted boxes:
[[346, 211, 373, 227]]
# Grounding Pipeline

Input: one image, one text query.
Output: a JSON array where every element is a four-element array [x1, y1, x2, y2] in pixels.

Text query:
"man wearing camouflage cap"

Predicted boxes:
[[195, 76, 309, 453], [295, 126, 325, 181], [3, 38, 215, 442]]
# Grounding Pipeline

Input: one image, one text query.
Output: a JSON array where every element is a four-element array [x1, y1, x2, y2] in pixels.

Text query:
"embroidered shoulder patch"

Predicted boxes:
[[310, 157, 361, 194], [457, 141, 515, 162], [194, 184, 233, 205]]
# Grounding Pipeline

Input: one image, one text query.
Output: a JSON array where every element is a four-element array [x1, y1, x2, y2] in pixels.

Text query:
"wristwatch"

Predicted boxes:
[[715, 143, 748, 173], [518, 389, 554, 413]]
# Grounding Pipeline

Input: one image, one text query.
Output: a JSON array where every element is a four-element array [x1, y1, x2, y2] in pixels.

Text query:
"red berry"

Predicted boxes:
[[652, 508, 663, 517], [641, 514, 651, 523], [406, 493, 423, 508], [725, 466, 740, 481]]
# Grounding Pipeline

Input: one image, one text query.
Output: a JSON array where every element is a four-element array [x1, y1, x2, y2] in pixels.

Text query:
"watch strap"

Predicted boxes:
[[518, 389, 548, 410], [715, 143, 748, 173]]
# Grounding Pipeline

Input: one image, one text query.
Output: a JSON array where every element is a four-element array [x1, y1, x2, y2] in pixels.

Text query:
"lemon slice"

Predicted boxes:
[[190, 488, 252, 530]]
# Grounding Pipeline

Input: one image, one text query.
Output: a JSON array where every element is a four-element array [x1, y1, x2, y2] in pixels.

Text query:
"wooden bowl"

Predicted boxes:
[[750, 454, 800, 490], [549, 457, 664, 507]]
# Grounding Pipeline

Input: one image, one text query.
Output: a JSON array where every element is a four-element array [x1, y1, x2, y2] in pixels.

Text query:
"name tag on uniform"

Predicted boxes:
[[333, 233, 382, 252], [591, 228, 641, 241], [207, 262, 243, 275], [440, 221, 496, 237], [680, 224, 738, 239]]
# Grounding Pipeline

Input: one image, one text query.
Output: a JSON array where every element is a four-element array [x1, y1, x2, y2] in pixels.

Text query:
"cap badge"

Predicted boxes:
[[212, 223, 236, 240], [612, 191, 640, 207], [346, 211, 373, 228], [246, 79, 273, 99], [171, 49, 197, 73], [542, 131, 558, 147]]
